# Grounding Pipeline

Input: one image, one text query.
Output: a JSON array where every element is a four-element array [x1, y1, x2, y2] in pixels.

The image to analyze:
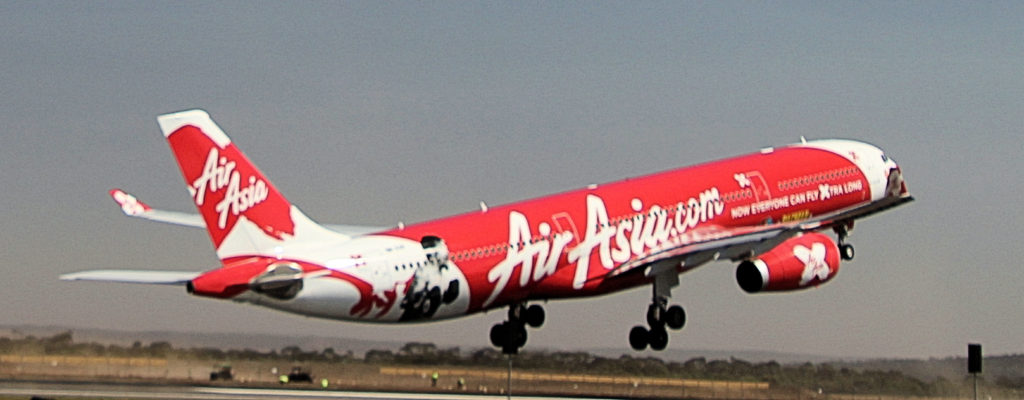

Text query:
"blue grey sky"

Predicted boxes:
[[2, 1, 1022, 358]]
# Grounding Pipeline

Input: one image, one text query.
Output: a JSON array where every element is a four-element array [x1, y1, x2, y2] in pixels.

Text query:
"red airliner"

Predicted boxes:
[[63, 109, 912, 352]]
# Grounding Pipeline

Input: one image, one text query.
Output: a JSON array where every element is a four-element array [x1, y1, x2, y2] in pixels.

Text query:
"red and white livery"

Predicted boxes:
[[64, 109, 913, 351]]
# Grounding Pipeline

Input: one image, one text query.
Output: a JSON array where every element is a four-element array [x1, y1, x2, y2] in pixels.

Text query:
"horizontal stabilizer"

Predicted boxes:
[[110, 189, 386, 236], [60, 270, 201, 285], [110, 189, 205, 228], [323, 224, 387, 236]]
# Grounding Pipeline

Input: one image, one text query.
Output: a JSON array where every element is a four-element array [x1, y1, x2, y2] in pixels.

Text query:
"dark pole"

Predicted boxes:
[[507, 356, 512, 400], [973, 373, 977, 400]]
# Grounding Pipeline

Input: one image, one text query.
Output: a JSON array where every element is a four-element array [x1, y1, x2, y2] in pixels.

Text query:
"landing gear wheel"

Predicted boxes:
[[629, 326, 648, 351], [489, 323, 505, 347], [514, 323, 527, 347], [492, 304, 542, 354], [648, 327, 668, 351], [840, 244, 855, 261], [525, 304, 545, 328], [490, 321, 527, 350], [665, 305, 686, 330]]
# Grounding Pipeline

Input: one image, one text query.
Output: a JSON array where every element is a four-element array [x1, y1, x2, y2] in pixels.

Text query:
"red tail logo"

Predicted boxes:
[[192, 146, 270, 230], [167, 125, 295, 248]]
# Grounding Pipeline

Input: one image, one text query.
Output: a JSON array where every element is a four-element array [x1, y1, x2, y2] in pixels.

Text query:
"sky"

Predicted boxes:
[[2, 1, 1022, 359]]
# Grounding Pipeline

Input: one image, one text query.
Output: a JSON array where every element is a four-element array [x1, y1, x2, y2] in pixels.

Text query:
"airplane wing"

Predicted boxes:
[[109, 189, 387, 236], [59, 270, 201, 285], [603, 193, 915, 281]]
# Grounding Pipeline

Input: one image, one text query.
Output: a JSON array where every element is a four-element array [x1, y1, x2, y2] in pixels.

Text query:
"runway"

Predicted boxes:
[[0, 380, 615, 400]]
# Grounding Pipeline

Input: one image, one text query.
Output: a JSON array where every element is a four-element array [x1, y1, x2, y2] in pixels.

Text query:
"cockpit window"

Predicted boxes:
[[881, 154, 888, 162]]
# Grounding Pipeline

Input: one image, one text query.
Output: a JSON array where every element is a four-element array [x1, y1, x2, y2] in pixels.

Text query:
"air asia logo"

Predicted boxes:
[[168, 124, 295, 247], [192, 148, 270, 230], [484, 188, 724, 306], [795, 242, 830, 285]]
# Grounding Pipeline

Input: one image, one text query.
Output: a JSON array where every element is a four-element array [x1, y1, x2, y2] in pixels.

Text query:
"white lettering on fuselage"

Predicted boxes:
[[191, 148, 269, 229], [484, 187, 724, 307], [729, 179, 864, 220]]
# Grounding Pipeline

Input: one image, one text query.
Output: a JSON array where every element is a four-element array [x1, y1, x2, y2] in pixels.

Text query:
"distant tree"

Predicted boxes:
[[43, 331, 74, 354], [399, 342, 437, 356], [728, 357, 754, 379], [191, 347, 225, 360], [321, 347, 340, 361], [45, 331, 73, 346], [147, 341, 173, 357], [682, 357, 707, 373], [468, 348, 502, 364], [589, 357, 623, 374], [617, 356, 669, 376], [757, 360, 781, 374], [85, 342, 106, 356], [436, 347, 460, 364], [280, 345, 303, 360], [240, 348, 268, 360], [397, 342, 439, 363], [365, 349, 395, 363]]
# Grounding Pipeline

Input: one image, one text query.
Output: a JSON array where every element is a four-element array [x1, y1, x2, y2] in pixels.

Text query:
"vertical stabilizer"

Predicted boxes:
[[157, 109, 345, 259]]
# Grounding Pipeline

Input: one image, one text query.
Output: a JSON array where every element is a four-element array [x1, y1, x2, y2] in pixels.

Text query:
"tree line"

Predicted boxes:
[[0, 331, 1009, 396]]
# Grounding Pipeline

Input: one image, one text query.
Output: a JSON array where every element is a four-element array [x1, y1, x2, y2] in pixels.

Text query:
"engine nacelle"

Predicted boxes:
[[736, 232, 840, 293]]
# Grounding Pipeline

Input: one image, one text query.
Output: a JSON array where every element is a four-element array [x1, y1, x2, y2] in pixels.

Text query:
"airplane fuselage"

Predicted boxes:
[[203, 140, 904, 323]]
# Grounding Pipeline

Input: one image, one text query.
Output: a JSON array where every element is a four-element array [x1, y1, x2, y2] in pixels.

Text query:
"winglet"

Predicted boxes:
[[110, 189, 152, 216]]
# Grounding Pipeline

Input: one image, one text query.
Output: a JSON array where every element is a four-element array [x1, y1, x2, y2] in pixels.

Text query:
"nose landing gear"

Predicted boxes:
[[834, 222, 855, 261]]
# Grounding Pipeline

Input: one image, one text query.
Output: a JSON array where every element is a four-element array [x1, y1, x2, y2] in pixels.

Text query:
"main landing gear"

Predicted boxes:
[[490, 303, 545, 354], [629, 299, 685, 351], [629, 266, 686, 351], [834, 222, 855, 261]]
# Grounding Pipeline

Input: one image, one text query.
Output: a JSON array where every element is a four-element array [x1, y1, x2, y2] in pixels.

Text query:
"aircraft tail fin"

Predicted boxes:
[[157, 109, 345, 260]]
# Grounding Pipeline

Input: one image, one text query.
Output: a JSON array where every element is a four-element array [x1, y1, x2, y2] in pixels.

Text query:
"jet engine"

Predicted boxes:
[[188, 260, 305, 300], [736, 232, 840, 293]]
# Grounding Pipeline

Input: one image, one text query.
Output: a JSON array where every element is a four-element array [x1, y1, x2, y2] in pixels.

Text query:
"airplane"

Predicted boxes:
[[62, 109, 913, 352]]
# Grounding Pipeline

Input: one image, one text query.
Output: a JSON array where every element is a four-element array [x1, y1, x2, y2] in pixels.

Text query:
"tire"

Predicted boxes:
[[629, 326, 648, 351], [492, 321, 527, 349], [648, 327, 669, 351], [840, 244, 855, 260], [502, 342, 519, 355], [490, 323, 506, 347], [525, 304, 545, 328], [514, 323, 528, 347], [665, 305, 686, 330]]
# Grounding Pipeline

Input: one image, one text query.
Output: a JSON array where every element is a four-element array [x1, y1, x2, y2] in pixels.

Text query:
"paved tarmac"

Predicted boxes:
[[0, 380, 616, 400]]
